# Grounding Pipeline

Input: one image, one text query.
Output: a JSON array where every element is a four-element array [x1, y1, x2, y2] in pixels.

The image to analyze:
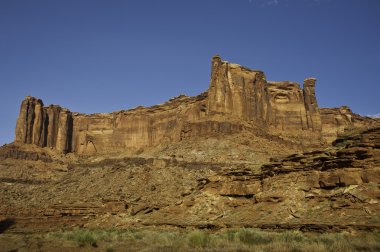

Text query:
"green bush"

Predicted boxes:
[[66, 229, 97, 247], [227, 229, 237, 242], [314, 233, 336, 246], [237, 228, 272, 245], [187, 230, 210, 248], [278, 230, 307, 243]]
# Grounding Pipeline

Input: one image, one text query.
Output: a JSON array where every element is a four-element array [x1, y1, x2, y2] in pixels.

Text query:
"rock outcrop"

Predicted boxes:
[[2, 127, 379, 233], [320, 106, 380, 143], [208, 55, 322, 132], [14, 55, 379, 154], [15, 97, 73, 153]]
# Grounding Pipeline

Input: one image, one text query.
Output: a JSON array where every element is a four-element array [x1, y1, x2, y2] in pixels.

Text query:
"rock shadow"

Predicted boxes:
[[0, 218, 15, 233]]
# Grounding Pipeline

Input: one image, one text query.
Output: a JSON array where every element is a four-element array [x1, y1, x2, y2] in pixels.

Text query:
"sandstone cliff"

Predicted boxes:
[[14, 55, 379, 154], [15, 97, 73, 153]]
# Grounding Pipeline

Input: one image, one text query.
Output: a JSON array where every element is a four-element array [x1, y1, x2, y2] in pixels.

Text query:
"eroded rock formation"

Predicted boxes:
[[15, 97, 73, 153], [2, 127, 379, 232], [14, 55, 379, 154], [208, 55, 322, 132]]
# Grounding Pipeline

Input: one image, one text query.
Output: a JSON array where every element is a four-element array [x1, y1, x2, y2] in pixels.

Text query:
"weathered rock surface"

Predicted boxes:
[[320, 106, 380, 143], [143, 127, 380, 230], [15, 97, 73, 153], [1, 127, 379, 232], [14, 56, 378, 154]]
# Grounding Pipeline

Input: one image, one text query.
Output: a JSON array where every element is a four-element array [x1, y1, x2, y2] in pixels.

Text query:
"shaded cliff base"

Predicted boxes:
[[1, 127, 379, 235]]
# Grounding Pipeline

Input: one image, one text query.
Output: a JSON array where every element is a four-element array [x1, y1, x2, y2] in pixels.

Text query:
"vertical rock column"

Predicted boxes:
[[208, 54, 266, 120], [208, 54, 232, 114], [15, 96, 74, 153], [15, 96, 44, 145], [46, 106, 61, 149], [56, 109, 72, 153], [15, 97, 30, 144], [32, 101, 45, 146], [253, 71, 271, 125], [303, 78, 322, 130]]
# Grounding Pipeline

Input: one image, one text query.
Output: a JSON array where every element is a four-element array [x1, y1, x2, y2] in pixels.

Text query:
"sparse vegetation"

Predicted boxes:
[[236, 228, 272, 245], [38, 228, 380, 251], [187, 230, 210, 248], [65, 229, 98, 247]]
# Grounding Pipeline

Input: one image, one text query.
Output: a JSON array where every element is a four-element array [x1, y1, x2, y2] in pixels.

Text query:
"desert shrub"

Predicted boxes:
[[361, 232, 380, 251], [142, 230, 178, 248], [277, 230, 307, 243], [328, 237, 352, 252], [66, 229, 97, 247], [313, 233, 336, 246], [237, 228, 272, 245], [187, 230, 210, 248], [227, 229, 237, 242], [119, 228, 145, 241], [262, 240, 326, 252]]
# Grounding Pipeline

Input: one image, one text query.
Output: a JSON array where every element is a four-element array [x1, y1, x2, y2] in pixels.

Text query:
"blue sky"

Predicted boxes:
[[0, 0, 379, 145]]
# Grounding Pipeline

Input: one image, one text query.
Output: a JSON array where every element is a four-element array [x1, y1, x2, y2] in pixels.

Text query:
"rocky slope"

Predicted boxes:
[[1, 126, 379, 233]]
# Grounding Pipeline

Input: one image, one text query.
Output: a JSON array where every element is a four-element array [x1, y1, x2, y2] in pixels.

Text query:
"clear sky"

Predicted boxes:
[[0, 0, 379, 145]]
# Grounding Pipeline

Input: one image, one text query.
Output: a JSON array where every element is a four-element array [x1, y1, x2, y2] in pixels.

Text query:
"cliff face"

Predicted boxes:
[[14, 55, 378, 154], [208, 55, 321, 131], [15, 97, 73, 153], [207, 55, 324, 146], [15, 94, 209, 155]]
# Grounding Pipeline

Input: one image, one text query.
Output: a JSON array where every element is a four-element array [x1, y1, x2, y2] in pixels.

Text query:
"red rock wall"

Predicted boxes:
[[15, 97, 73, 153], [70, 95, 207, 155], [207, 55, 322, 132], [15, 56, 376, 154]]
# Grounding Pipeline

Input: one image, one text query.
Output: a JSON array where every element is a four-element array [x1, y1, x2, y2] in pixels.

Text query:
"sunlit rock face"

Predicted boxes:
[[15, 97, 73, 153], [14, 55, 377, 154], [208, 55, 321, 132]]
